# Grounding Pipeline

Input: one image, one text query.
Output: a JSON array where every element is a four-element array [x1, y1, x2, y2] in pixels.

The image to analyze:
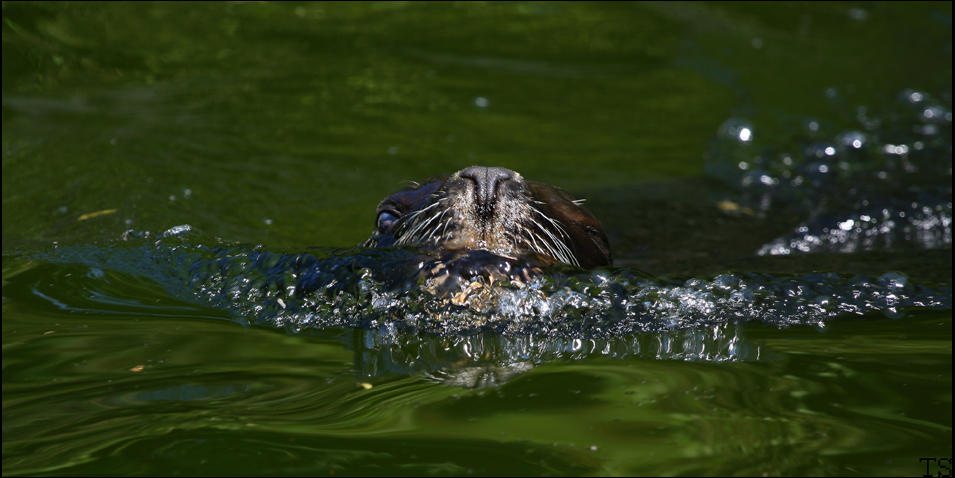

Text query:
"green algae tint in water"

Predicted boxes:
[[3, 2, 952, 476]]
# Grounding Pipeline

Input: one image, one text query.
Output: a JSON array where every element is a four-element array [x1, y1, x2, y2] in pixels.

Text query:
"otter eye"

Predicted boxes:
[[377, 210, 399, 231]]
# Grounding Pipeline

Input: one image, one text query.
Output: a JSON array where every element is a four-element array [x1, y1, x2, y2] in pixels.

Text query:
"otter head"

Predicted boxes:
[[362, 166, 612, 269]]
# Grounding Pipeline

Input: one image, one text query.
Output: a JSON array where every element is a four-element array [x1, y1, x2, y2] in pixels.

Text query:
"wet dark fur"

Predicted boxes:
[[363, 166, 612, 270]]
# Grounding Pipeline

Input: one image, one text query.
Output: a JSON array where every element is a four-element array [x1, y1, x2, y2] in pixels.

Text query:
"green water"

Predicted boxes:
[[3, 2, 951, 476]]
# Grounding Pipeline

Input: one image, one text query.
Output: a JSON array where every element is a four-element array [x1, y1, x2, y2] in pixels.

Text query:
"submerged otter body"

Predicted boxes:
[[363, 166, 612, 271]]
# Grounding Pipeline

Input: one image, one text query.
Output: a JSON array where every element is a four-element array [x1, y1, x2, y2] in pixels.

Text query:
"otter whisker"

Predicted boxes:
[[395, 202, 440, 240], [404, 199, 442, 223], [400, 210, 444, 245], [433, 208, 455, 240], [531, 207, 572, 242], [530, 209, 579, 265], [399, 198, 449, 244], [523, 214, 577, 266], [538, 218, 575, 259], [513, 224, 539, 253], [423, 211, 452, 244], [416, 206, 455, 246], [517, 223, 569, 266], [439, 215, 455, 240]]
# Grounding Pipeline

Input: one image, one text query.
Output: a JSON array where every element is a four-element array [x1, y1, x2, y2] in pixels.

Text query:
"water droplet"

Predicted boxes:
[[739, 128, 752, 142], [717, 118, 754, 143]]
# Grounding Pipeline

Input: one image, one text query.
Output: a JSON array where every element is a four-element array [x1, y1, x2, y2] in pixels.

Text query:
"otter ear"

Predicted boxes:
[[583, 224, 613, 267]]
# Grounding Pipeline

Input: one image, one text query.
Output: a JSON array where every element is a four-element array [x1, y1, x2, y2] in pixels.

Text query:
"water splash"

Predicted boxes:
[[10, 226, 948, 387], [29, 232, 950, 339]]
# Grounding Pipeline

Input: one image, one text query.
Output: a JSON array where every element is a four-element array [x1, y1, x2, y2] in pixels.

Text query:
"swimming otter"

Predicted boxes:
[[363, 166, 612, 275]]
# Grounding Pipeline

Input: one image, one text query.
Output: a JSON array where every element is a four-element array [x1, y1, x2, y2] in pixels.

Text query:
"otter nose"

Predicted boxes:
[[459, 166, 514, 207]]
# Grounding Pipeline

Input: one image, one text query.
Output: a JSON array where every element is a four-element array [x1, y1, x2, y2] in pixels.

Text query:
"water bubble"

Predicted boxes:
[[740, 170, 767, 187], [837, 131, 866, 149], [806, 143, 836, 159], [883, 144, 909, 155], [804, 162, 828, 177], [738, 128, 752, 142], [903, 89, 924, 103], [717, 118, 754, 143], [922, 106, 949, 122]]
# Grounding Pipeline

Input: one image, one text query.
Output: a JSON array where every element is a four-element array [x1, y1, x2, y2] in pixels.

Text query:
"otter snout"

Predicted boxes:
[[458, 166, 518, 218]]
